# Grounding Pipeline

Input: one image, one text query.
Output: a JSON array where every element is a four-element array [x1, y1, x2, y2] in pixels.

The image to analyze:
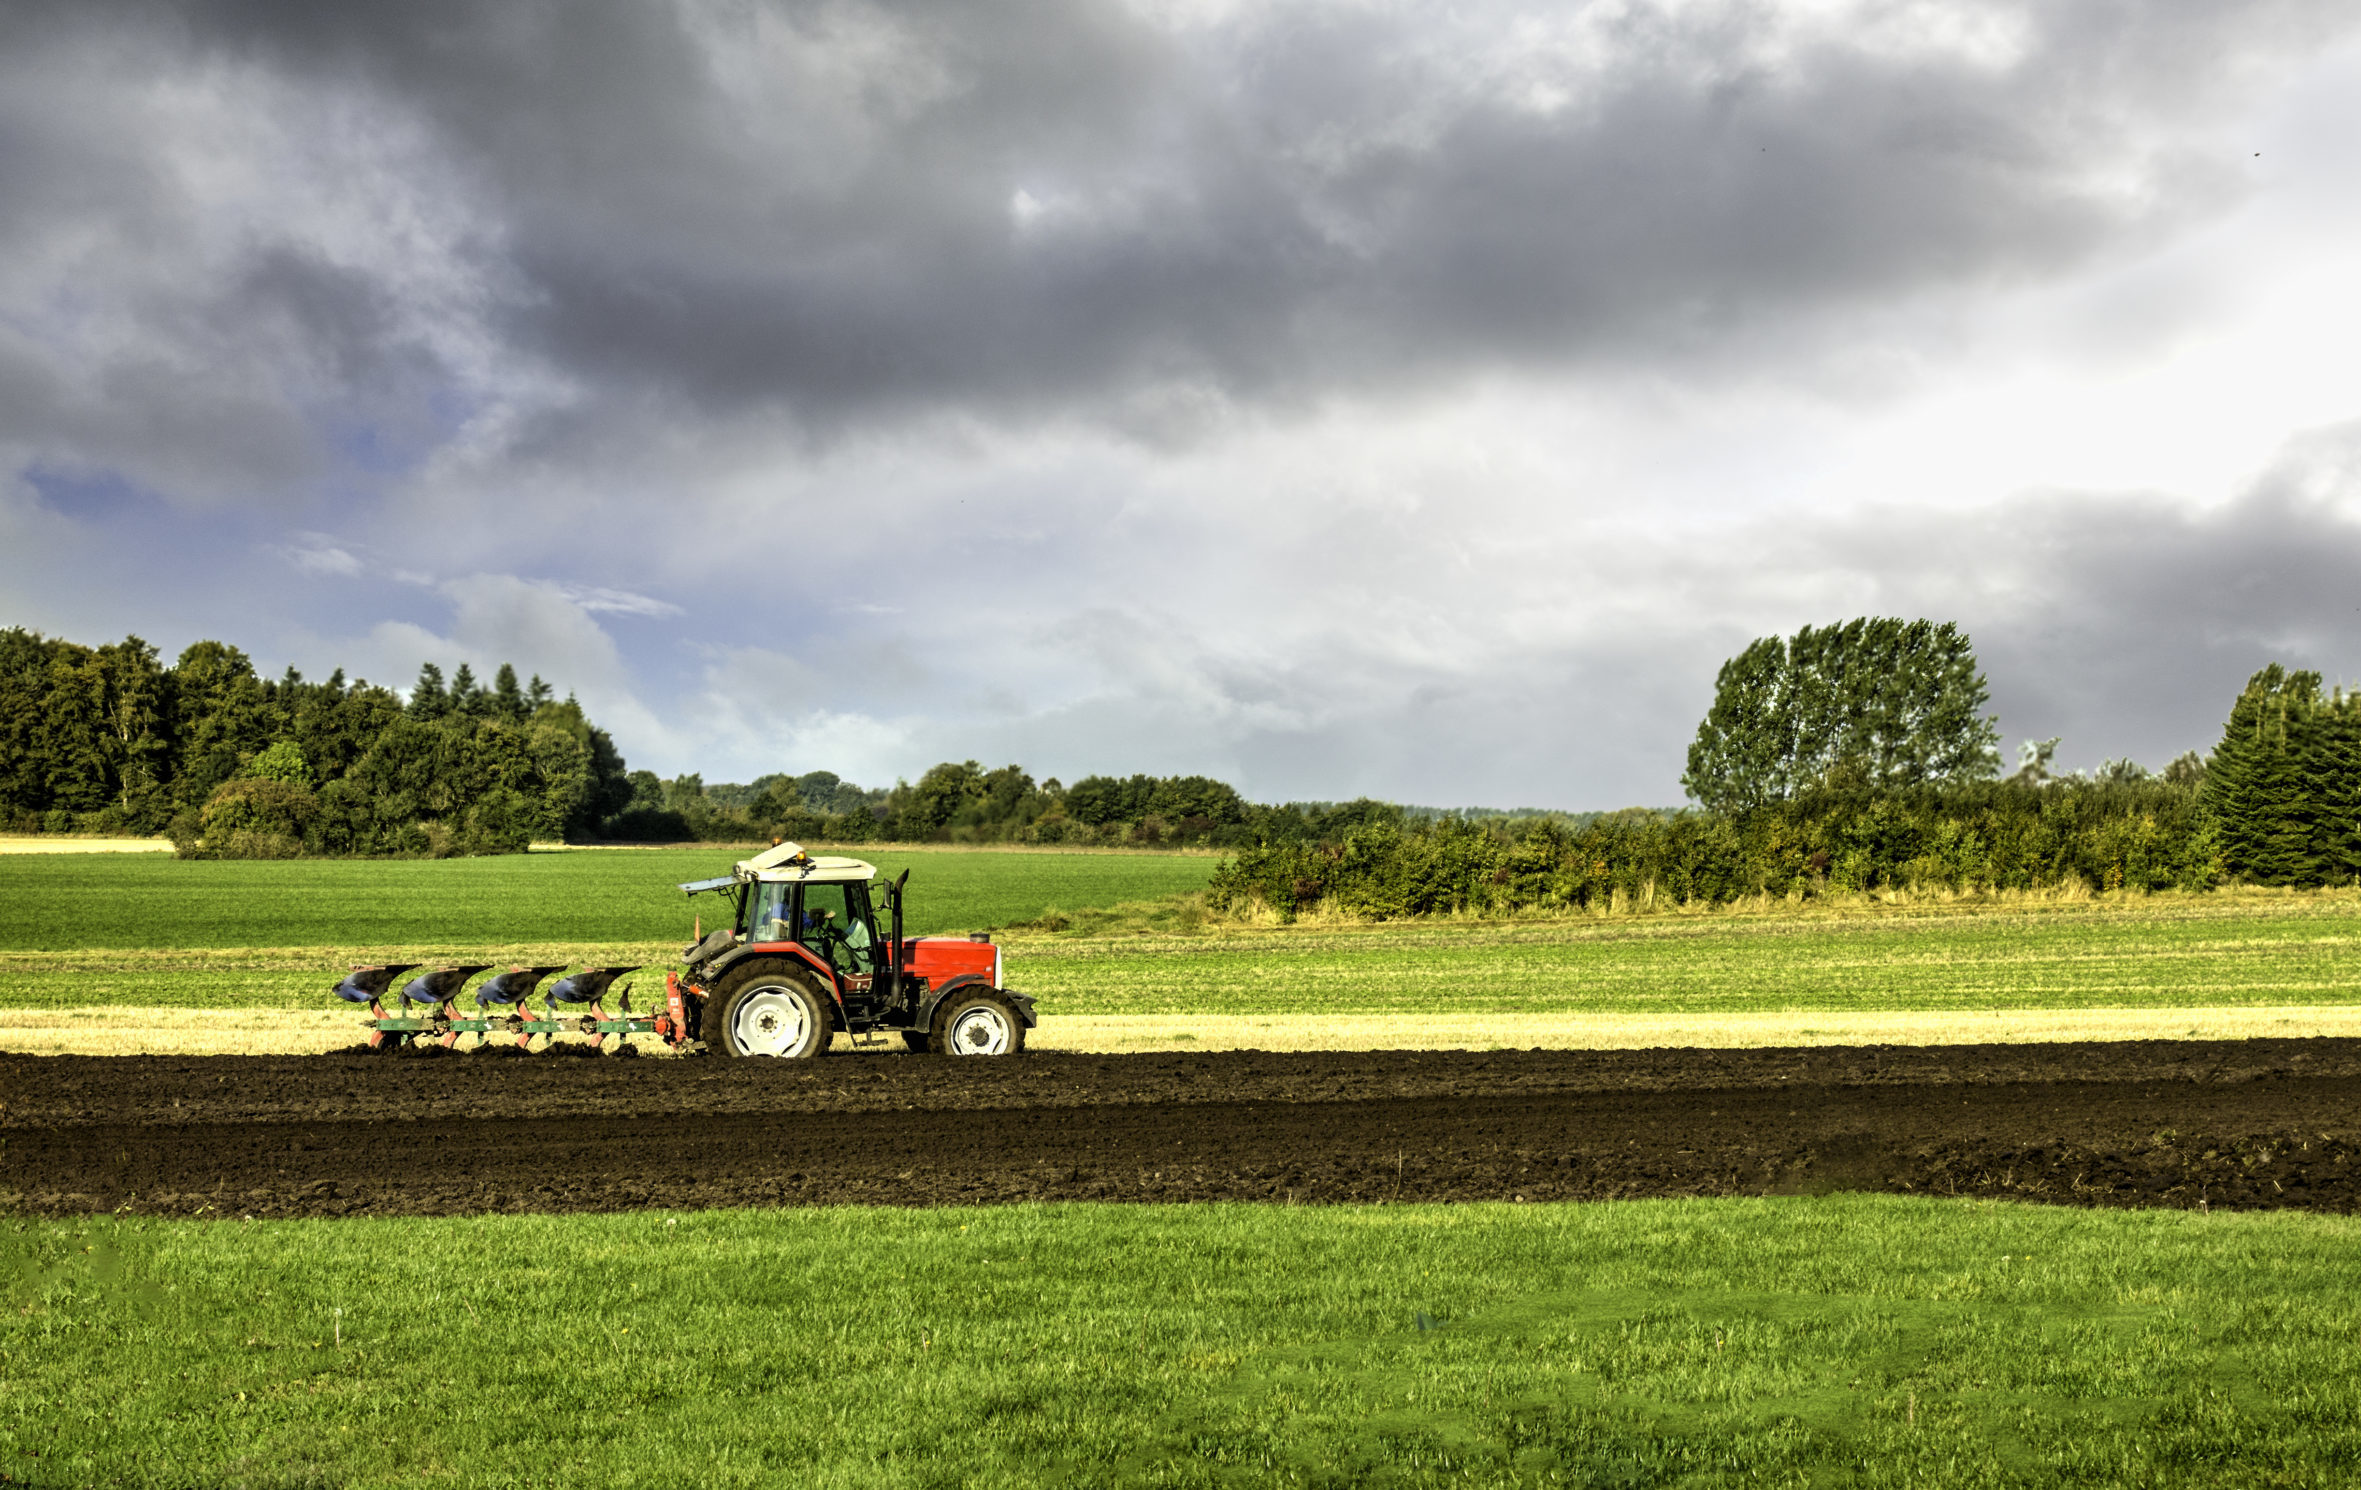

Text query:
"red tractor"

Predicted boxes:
[[340, 841, 1034, 1057], [677, 841, 1035, 1058]]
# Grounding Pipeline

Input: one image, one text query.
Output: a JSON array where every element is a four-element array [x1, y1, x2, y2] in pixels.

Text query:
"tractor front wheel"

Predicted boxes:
[[934, 992, 1025, 1057], [706, 963, 832, 1059]]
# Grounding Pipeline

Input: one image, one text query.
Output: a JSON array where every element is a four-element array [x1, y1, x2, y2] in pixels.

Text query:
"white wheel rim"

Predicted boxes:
[[731, 987, 812, 1057], [947, 1003, 1013, 1055]]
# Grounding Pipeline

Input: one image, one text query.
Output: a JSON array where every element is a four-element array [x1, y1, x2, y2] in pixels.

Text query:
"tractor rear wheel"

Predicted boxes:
[[934, 992, 1025, 1056], [706, 963, 832, 1059]]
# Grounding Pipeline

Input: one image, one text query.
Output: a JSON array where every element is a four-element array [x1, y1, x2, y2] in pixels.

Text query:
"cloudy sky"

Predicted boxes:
[[4, 0, 2359, 808]]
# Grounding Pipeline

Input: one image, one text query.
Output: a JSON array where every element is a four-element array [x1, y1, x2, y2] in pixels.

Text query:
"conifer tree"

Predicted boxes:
[[2310, 693, 2361, 885], [408, 663, 450, 721], [2206, 665, 2330, 884], [449, 663, 485, 718], [492, 663, 528, 723]]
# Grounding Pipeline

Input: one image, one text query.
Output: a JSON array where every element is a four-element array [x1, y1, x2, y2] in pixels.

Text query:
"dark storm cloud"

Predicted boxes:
[[1958, 463, 2361, 770], [1757, 422, 2361, 781], [3, 0, 2346, 476], [939, 423, 2361, 808], [0, 6, 472, 502]]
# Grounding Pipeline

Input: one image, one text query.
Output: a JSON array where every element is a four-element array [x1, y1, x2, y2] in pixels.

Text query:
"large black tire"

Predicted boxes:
[[933, 991, 1026, 1057], [705, 961, 832, 1059]]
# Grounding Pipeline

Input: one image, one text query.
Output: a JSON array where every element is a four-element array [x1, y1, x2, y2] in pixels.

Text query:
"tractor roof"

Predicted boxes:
[[676, 840, 874, 896]]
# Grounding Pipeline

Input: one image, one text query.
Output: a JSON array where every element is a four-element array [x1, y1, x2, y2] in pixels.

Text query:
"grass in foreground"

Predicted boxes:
[[7, 1196, 2359, 1487]]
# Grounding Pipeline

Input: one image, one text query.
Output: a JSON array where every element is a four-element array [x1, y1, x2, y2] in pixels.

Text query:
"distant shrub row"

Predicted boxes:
[[595, 761, 1426, 850], [1207, 775, 2216, 919]]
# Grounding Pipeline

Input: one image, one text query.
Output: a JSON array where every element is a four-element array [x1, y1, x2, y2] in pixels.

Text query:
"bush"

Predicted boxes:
[[183, 777, 320, 858], [246, 741, 312, 786]]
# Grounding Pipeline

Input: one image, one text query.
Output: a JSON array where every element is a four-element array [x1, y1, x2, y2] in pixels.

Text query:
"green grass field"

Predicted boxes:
[[5, 869, 2358, 1019], [10, 860, 2360, 1484], [1016, 894, 2361, 1017], [0, 847, 1215, 950], [8, 1195, 2359, 1487]]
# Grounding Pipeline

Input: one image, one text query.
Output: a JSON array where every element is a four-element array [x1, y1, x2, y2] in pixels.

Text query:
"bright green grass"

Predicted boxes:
[[6, 892, 2361, 1017], [7, 1196, 2359, 1487], [1011, 895, 2361, 1017], [0, 848, 1215, 952]]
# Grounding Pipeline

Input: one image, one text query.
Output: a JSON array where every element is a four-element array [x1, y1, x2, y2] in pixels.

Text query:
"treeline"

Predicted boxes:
[[1208, 655, 2361, 920], [600, 759, 1413, 848], [0, 630, 630, 857]]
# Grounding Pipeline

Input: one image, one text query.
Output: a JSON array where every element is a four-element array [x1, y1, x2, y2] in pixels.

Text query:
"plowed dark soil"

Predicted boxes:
[[6, 1040, 2360, 1218]]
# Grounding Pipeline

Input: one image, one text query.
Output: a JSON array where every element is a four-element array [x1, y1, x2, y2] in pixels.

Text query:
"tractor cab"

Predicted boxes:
[[741, 867, 881, 979], [679, 841, 897, 989]]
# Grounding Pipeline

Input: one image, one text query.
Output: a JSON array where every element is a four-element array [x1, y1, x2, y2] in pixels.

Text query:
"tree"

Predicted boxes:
[[93, 636, 174, 825], [450, 663, 487, 719], [1683, 618, 2001, 813], [171, 640, 275, 811], [902, 760, 988, 835], [0, 629, 57, 820], [409, 663, 450, 721], [2203, 665, 2360, 886], [492, 663, 528, 723]]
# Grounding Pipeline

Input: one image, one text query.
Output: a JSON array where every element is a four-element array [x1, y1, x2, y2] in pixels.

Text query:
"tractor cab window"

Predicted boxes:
[[745, 881, 795, 942], [799, 882, 876, 977]]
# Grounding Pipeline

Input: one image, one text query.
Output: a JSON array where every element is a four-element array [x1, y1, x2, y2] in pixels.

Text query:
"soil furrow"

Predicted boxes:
[[4, 1041, 2358, 1218]]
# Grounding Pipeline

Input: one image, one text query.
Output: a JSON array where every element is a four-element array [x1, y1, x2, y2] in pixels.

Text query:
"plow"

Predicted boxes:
[[337, 842, 1036, 1057], [337, 962, 668, 1053]]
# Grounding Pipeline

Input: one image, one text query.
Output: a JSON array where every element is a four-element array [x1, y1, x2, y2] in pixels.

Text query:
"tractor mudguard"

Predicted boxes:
[[701, 940, 838, 993], [696, 942, 848, 1033], [917, 975, 1036, 1030]]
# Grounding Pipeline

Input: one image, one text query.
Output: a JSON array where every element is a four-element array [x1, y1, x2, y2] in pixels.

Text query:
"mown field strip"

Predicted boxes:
[[10, 1196, 2361, 1486], [0, 848, 1218, 950], [1010, 906, 2361, 1016], [0, 835, 171, 854], [11, 1005, 2361, 1057], [7, 897, 2361, 1022]]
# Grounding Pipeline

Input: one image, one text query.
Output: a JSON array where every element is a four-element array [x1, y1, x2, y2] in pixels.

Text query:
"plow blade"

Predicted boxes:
[[546, 966, 636, 1008], [544, 965, 641, 1048], [332, 964, 419, 1005], [475, 965, 568, 1008], [399, 966, 492, 1009]]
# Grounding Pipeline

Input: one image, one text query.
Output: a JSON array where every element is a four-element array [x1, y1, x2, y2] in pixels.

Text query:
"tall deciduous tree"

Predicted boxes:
[[1684, 618, 2001, 813]]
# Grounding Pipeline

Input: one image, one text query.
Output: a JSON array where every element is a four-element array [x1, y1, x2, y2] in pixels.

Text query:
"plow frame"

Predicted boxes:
[[361, 997, 664, 1053]]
